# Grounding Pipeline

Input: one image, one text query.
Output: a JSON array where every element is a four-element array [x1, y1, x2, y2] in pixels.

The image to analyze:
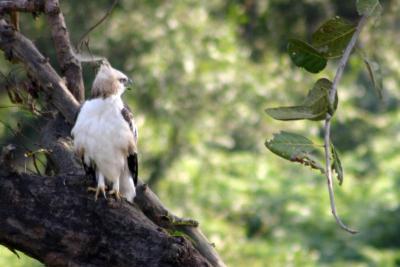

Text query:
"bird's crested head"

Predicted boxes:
[[91, 63, 133, 99]]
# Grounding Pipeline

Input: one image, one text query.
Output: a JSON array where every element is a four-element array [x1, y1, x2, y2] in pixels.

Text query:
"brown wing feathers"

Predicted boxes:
[[127, 154, 138, 186], [121, 106, 134, 131], [121, 105, 138, 186]]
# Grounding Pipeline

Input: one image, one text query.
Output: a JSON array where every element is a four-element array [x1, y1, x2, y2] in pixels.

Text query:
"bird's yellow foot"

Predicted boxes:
[[87, 186, 107, 201], [108, 190, 121, 201]]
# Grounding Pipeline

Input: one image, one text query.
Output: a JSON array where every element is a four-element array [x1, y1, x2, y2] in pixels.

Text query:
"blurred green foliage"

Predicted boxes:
[[0, 247, 41, 267], [1, 0, 400, 266]]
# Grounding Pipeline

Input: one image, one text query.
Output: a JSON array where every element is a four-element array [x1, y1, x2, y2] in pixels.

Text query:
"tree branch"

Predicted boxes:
[[135, 183, 226, 267], [0, 19, 79, 124], [328, 16, 368, 104], [0, 0, 85, 101], [40, 114, 82, 175], [45, 0, 85, 102], [0, 10, 226, 267], [323, 15, 368, 234], [0, 0, 44, 13], [76, 0, 118, 51], [0, 170, 211, 267]]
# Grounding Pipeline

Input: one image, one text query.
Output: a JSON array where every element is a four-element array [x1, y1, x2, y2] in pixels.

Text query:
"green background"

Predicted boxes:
[[1, 0, 399, 266]]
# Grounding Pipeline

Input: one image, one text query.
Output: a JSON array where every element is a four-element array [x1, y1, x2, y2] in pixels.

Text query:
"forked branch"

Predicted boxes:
[[0, 19, 80, 124], [45, 0, 85, 102], [0, 170, 211, 267], [0, 16, 225, 266]]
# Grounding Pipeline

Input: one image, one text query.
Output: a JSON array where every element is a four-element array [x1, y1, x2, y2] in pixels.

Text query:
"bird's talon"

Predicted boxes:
[[89, 186, 107, 201], [87, 186, 97, 192], [109, 190, 121, 201]]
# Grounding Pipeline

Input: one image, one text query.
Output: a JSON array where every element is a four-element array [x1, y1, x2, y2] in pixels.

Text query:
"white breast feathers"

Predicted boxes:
[[71, 95, 136, 201]]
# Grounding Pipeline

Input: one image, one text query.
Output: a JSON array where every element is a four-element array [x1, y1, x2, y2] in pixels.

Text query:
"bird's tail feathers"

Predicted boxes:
[[120, 168, 136, 203]]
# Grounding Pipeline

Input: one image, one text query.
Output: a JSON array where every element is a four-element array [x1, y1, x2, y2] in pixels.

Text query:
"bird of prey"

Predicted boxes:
[[71, 63, 138, 203]]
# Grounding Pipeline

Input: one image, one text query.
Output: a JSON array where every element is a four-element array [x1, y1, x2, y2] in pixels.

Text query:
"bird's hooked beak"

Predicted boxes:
[[126, 78, 134, 90]]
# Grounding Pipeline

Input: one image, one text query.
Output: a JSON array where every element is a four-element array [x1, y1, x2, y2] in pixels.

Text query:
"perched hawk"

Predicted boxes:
[[71, 63, 138, 203]]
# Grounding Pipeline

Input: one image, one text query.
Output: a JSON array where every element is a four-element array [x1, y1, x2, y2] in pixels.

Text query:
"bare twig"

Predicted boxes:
[[76, 0, 118, 51], [323, 15, 368, 234]]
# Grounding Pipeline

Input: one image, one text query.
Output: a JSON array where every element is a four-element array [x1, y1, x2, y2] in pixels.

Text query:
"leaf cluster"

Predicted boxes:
[[265, 0, 383, 185]]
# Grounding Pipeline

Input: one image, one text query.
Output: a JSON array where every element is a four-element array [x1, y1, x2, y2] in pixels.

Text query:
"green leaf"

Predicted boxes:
[[265, 106, 327, 121], [287, 39, 327, 73], [265, 131, 325, 173], [356, 0, 382, 19], [312, 17, 356, 59], [363, 55, 383, 99], [265, 78, 337, 121], [303, 78, 337, 112], [331, 143, 344, 185]]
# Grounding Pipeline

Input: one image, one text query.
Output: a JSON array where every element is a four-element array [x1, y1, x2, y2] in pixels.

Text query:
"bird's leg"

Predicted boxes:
[[87, 172, 107, 201], [108, 179, 121, 201]]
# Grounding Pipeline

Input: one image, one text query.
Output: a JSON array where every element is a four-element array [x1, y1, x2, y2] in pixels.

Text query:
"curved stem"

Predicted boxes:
[[328, 15, 368, 102], [323, 15, 368, 234], [323, 117, 357, 234]]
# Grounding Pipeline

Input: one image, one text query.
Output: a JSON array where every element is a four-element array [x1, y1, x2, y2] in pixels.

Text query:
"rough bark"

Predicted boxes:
[[0, 19, 80, 125], [0, 169, 210, 267], [0, 4, 227, 267], [135, 183, 226, 267], [40, 114, 82, 175], [45, 0, 85, 102], [0, 0, 44, 13]]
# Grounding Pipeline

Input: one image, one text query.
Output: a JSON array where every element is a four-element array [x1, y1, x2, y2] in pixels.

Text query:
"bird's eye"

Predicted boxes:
[[119, 78, 127, 84]]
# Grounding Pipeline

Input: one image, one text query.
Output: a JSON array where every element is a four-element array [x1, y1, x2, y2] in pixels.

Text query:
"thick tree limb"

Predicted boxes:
[[0, 170, 211, 267], [136, 183, 227, 267], [0, 10, 226, 267], [40, 114, 82, 175], [0, 0, 85, 102], [0, 0, 44, 13], [45, 0, 85, 102], [0, 19, 79, 124]]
